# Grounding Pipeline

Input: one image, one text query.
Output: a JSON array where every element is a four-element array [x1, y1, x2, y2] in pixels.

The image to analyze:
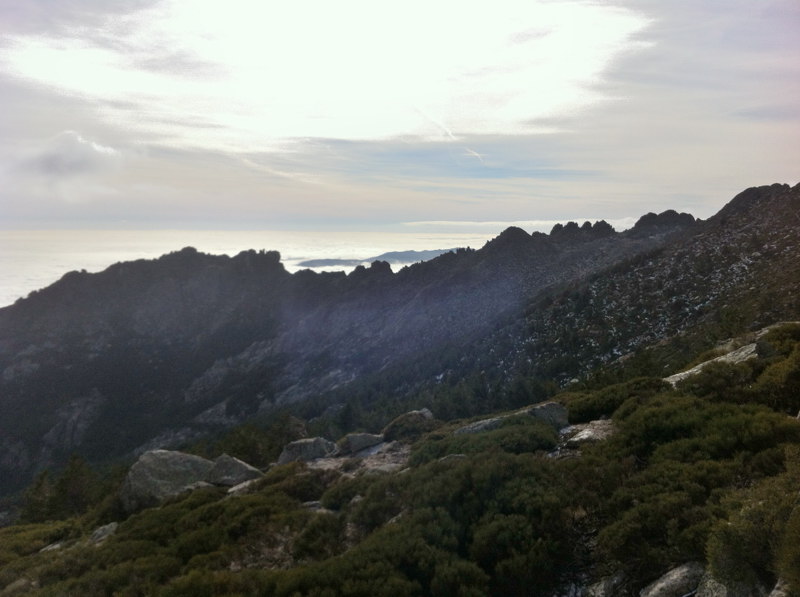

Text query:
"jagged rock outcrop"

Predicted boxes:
[[550, 220, 617, 240], [205, 454, 263, 486], [630, 209, 696, 236], [277, 438, 337, 465], [119, 450, 215, 513]]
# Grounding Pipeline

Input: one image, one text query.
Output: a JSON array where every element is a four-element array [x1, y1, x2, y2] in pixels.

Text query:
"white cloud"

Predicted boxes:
[[0, 1, 649, 151]]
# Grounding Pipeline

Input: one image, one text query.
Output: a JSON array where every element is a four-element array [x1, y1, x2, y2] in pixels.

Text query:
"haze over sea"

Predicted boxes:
[[0, 228, 506, 308]]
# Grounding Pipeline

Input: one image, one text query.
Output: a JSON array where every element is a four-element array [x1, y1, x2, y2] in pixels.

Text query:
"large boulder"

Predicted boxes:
[[119, 450, 214, 513], [205, 454, 263, 486], [277, 437, 337, 464], [586, 572, 625, 596], [382, 408, 439, 441], [640, 562, 705, 597], [520, 401, 569, 430], [337, 433, 384, 455], [89, 522, 118, 545], [454, 417, 505, 435], [768, 578, 792, 597], [695, 572, 753, 597], [454, 402, 569, 435], [664, 343, 758, 387]]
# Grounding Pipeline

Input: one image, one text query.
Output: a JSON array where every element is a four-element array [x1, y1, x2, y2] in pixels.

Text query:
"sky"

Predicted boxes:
[[0, 0, 798, 232]]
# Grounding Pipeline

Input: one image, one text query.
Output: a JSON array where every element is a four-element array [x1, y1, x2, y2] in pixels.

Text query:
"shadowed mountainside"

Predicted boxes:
[[2, 183, 799, 497], [0, 208, 700, 494]]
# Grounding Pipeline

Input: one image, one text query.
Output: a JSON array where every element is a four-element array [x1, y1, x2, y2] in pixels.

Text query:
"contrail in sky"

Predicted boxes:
[[414, 106, 485, 165]]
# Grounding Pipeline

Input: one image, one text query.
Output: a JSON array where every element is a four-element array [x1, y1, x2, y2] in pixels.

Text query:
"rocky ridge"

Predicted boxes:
[[0, 209, 697, 495], [0, 183, 797, 499]]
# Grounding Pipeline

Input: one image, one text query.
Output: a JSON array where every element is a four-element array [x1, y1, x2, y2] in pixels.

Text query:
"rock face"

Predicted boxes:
[[119, 450, 215, 513], [640, 562, 705, 597], [205, 454, 263, 486], [277, 438, 337, 465]]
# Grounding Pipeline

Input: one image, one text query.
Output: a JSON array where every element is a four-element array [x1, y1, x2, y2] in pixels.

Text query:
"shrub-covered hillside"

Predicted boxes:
[[1, 324, 799, 596]]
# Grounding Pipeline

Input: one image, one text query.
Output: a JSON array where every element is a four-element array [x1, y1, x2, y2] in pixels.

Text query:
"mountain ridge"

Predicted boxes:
[[1, 183, 797, 497]]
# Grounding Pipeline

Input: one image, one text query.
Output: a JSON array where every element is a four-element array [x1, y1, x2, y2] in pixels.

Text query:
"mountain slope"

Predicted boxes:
[[3, 183, 798, 498], [0, 211, 696, 495], [502, 182, 800, 385]]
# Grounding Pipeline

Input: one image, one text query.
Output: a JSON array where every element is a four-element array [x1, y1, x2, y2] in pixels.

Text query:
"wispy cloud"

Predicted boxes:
[[23, 130, 119, 178]]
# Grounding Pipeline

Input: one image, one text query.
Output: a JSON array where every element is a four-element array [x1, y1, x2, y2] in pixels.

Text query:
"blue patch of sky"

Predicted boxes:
[[314, 138, 596, 182], [733, 105, 800, 121]]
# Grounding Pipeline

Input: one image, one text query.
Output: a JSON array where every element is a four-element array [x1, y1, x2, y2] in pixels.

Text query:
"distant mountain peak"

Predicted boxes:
[[631, 209, 696, 232], [550, 220, 616, 240]]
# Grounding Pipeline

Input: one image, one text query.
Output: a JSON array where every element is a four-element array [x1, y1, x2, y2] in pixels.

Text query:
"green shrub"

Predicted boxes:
[[567, 377, 671, 423], [172, 527, 224, 562], [382, 412, 442, 442], [750, 344, 800, 414], [760, 323, 800, 356], [708, 447, 800, 589], [293, 513, 344, 561], [320, 476, 372, 511], [677, 361, 757, 402], [409, 417, 557, 466], [777, 506, 800, 593]]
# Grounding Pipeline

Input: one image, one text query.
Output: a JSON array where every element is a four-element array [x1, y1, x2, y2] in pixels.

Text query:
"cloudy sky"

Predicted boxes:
[[0, 0, 797, 231]]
